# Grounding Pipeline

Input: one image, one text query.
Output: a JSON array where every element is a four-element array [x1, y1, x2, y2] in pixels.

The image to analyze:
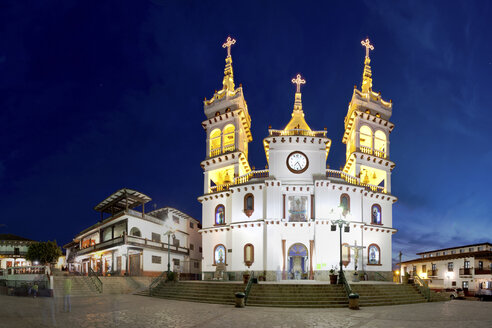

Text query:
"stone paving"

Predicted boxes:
[[0, 294, 491, 328]]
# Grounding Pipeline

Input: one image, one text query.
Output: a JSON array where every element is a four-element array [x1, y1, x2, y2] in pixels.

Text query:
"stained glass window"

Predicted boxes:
[[215, 205, 225, 225], [340, 194, 350, 215], [368, 244, 380, 265], [371, 204, 381, 224], [288, 196, 308, 222], [214, 245, 226, 264]]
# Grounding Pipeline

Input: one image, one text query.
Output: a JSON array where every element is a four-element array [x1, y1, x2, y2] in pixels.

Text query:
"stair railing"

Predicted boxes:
[[149, 270, 167, 296], [339, 270, 354, 296], [244, 273, 254, 305], [373, 271, 387, 281], [412, 274, 431, 302], [88, 267, 103, 293]]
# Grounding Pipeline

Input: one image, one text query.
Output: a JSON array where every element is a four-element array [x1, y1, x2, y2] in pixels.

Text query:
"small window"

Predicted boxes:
[[194, 262, 199, 269], [244, 194, 254, 217], [460, 249, 464, 253], [452, 281, 456, 287], [130, 227, 141, 237], [173, 216, 180, 224], [451, 250, 455, 254], [199, 246, 203, 253], [215, 205, 225, 225], [151, 233, 161, 243], [190, 243, 194, 251], [412, 265, 417, 274], [371, 204, 382, 225], [442, 251, 446, 255], [152, 256, 161, 264], [173, 237, 180, 247], [14, 248, 20, 255], [464, 260, 470, 269], [448, 262, 454, 271], [436, 252, 440, 256], [214, 244, 226, 265], [478, 246, 482, 251], [432, 263, 436, 271], [244, 244, 254, 267], [368, 244, 381, 265], [189, 222, 194, 229], [462, 281, 469, 289], [173, 259, 180, 266], [469, 248, 474, 252], [478, 261, 483, 270], [340, 194, 350, 215], [422, 265, 427, 273]]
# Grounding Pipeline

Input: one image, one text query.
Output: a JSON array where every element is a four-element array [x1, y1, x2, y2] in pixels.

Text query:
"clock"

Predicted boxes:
[[286, 151, 309, 174]]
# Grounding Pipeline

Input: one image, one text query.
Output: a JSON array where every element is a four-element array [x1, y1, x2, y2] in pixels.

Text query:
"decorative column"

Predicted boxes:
[[282, 239, 286, 280], [309, 240, 314, 280]]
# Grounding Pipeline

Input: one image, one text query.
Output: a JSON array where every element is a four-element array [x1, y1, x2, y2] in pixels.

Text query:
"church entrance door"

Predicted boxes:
[[287, 243, 308, 280]]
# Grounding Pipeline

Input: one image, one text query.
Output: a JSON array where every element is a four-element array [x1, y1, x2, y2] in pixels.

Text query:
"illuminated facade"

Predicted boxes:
[[0, 234, 34, 269], [199, 38, 397, 281], [400, 243, 492, 294]]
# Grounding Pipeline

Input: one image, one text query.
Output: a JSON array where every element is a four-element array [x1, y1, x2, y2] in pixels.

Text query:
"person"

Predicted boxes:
[[64, 277, 72, 312], [32, 283, 38, 298]]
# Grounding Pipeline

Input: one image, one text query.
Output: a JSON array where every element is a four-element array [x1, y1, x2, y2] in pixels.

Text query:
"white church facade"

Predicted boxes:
[[199, 37, 397, 281]]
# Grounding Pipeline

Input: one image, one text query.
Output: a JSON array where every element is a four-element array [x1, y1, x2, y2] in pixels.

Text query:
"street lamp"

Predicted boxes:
[[164, 230, 176, 276], [331, 206, 350, 281]]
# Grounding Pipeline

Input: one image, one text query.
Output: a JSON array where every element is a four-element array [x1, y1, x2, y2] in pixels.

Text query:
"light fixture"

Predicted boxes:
[[344, 226, 350, 233], [331, 225, 336, 231]]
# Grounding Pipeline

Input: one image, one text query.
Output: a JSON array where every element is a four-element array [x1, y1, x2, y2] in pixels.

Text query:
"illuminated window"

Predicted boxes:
[[223, 124, 235, 151], [448, 262, 453, 271], [371, 204, 382, 225], [214, 244, 226, 265], [340, 194, 350, 216], [374, 130, 387, 154], [215, 205, 225, 225], [244, 193, 254, 217], [359, 125, 372, 148], [244, 244, 254, 267], [210, 129, 221, 154], [368, 244, 381, 265], [342, 243, 350, 267], [129, 227, 141, 237]]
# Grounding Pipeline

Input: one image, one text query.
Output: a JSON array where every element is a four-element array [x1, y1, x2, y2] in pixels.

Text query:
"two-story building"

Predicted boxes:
[[0, 234, 34, 269], [65, 188, 202, 278], [400, 243, 492, 294]]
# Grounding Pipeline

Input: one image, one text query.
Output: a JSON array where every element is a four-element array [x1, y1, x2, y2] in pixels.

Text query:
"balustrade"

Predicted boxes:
[[459, 268, 474, 276], [427, 269, 438, 277]]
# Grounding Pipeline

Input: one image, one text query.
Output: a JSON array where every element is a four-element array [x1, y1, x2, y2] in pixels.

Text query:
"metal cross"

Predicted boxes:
[[361, 38, 374, 58], [348, 241, 365, 271], [222, 37, 236, 57], [291, 74, 306, 93]]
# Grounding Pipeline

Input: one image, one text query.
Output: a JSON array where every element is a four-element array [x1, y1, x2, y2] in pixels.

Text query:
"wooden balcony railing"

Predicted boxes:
[[427, 269, 438, 277], [475, 269, 492, 275], [459, 268, 474, 276]]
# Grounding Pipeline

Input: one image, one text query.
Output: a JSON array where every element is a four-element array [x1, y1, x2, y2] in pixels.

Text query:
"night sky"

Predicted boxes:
[[1, 1, 491, 264]]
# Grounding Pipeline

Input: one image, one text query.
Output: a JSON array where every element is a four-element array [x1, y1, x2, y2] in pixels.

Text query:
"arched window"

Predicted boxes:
[[374, 130, 387, 156], [129, 227, 141, 237], [210, 129, 221, 156], [223, 124, 235, 152], [342, 243, 350, 267], [340, 194, 350, 216], [359, 125, 373, 149], [215, 205, 225, 225], [368, 244, 381, 265], [244, 193, 254, 217], [214, 244, 226, 265], [371, 204, 382, 225], [244, 244, 254, 267]]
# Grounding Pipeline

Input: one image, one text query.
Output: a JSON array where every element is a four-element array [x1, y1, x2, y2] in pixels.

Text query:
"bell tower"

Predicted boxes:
[[342, 38, 395, 193], [200, 37, 253, 194]]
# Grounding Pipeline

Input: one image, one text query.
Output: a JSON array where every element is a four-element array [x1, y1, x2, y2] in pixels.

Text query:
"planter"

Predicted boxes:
[[348, 293, 360, 310], [329, 274, 338, 284], [243, 274, 250, 284]]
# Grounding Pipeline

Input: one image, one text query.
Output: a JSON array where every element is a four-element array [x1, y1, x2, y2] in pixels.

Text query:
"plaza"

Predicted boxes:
[[1, 294, 491, 328]]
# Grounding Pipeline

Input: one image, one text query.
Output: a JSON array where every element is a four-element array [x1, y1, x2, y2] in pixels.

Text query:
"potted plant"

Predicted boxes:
[[242, 270, 251, 284], [329, 266, 338, 284]]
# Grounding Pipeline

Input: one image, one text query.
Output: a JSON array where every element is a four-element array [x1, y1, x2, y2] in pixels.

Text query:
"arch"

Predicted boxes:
[[244, 193, 254, 217], [210, 128, 222, 155], [244, 243, 254, 267], [340, 193, 350, 216], [342, 243, 350, 267], [213, 244, 226, 265], [129, 227, 141, 237], [359, 125, 373, 149], [371, 204, 382, 225], [368, 244, 381, 265], [223, 124, 235, 151], [374, 130, 387, 154], [215, 204, 225, 225], [288, 243, 308, 257]]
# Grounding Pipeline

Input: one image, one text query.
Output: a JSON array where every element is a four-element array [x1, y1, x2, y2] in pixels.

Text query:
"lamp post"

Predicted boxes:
[[331, 206, 350, 281], [164, 230, 175, 276]]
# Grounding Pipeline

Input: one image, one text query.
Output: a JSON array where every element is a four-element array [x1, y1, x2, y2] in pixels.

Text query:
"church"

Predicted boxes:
[[198, 37, 397, 281]]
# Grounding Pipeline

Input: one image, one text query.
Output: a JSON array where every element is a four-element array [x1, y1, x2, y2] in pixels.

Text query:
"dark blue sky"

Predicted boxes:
[[1, 1, 491, 262]]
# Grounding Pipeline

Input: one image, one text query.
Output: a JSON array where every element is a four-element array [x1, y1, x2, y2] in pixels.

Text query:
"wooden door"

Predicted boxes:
[[129, 254, 141, 276]]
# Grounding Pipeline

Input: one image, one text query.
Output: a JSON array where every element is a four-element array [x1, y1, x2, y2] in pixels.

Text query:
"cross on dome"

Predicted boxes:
[[291, 74, 306, 93], [222, 37, 236, 57], [361, 38, 374, 58]]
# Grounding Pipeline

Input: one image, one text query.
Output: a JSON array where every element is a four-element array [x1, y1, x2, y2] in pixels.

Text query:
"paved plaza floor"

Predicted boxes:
[[0, 294, 491, 328]]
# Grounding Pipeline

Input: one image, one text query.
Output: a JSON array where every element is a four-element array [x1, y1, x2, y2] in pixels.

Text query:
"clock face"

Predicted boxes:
[[287, 151, 309, 174]]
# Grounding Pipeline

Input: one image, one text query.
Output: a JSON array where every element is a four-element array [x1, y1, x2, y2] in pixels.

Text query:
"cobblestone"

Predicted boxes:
[[0, 295, 491, 328]]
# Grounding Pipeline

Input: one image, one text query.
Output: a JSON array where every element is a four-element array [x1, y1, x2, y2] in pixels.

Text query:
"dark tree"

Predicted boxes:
[[25, 240, 62, 265]]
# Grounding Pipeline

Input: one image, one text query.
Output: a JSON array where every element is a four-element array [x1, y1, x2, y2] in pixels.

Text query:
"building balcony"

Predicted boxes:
[[208, 145, 237, 158], [73, 234, 189, 258], [208, 169, 269, 194], [459, 268, 474, 276], [358, 146, 387, 159], [325, 169, 387, 194], [475, 269, 492, 275], [269, 128, 327, 137], [427, 269, 438, 277]]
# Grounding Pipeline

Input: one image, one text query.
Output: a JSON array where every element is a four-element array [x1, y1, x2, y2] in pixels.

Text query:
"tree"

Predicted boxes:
[[25, 240, 62, 265]]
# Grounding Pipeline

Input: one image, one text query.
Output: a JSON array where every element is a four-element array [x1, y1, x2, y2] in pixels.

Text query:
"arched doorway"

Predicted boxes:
[[287, 243, 308, 280]]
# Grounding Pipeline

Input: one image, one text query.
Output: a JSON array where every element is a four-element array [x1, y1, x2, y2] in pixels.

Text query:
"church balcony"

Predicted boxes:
[[325, 169, 387, 194], [208, 145, 237, 158], [208, 169, 269, 194], [359, 146, 387, 159], [269, 129, 327, 137]]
